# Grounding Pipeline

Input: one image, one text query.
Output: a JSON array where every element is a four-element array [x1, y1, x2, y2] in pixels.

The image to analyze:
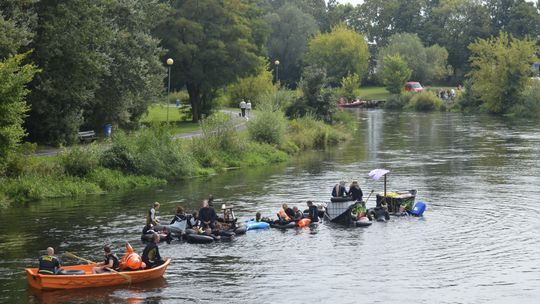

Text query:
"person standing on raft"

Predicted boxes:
[[142, 233, 165, 268], [348, 180, 363, 202], [38, 247, 61, 274], [332, 181, 348, 197], [146, 202, 160, 226], [92, 246, 119, 274]]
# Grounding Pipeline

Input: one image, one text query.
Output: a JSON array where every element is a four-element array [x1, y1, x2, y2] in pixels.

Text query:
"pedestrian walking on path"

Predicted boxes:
[[239, 99, 246, 117], [246, 100, 252, 120]]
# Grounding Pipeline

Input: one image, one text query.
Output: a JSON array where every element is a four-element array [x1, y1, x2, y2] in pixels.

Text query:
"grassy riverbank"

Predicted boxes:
[[0, 112, 350, 205]]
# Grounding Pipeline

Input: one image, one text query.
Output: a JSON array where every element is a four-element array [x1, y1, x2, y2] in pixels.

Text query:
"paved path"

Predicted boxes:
[[35, 109, 251, 156]]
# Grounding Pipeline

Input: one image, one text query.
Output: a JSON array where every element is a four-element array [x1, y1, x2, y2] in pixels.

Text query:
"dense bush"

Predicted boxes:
[[200, 112, 244, 154], [338, 73, 361, 101], [228, 64, 276, 107], [247, 107, 287, 145], [101, 126, 198, 179], [407, 92, 444, 111], [384, 92, 415, 110], [60, 145, 101, 177], [332, 110, 356, 130], [510, 81, 540, 118], [287, 115, 345, 150], [87, 168, 166, 191]]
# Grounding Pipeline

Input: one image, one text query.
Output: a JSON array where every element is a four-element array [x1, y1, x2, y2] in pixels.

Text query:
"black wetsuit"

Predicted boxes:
[[308, 205, 319, 222], [170, 214, 187, 225], [38, 255, 61, 274], [349, 186, 363, 201], [332, 185, 348, 197], [142, 242, 164, 268], [198, 207, 217, 229], [292, 210, 303, 221], [284, 208, 295, 219], [103, 253, 120, 271]]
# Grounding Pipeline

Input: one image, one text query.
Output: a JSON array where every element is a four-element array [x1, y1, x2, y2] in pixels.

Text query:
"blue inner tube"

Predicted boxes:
[[185, 233, 214, 244], [57, 269, 86, 275], [270, 222, 296, 229], [246, 221, 270, 231]]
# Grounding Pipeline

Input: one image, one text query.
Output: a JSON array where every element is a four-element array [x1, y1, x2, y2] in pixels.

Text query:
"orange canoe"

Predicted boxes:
[[26, 258, 171, 290]]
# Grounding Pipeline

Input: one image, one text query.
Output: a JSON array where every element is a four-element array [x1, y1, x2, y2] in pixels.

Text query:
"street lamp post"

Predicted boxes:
[[274, 60, 280, 105], [274, 60, 280, 86], [166, 58, 174, 124]]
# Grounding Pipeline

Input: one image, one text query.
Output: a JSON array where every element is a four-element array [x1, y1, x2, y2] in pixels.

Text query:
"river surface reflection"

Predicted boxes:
[[1, 110, 539, 303]]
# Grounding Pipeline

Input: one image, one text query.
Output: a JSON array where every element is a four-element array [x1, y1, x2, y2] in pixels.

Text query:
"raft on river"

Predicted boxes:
[[25, 258, 171, 290]]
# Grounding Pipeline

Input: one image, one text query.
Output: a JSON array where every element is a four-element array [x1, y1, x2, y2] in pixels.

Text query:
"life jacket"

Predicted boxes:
[[278, 209, 290, 221], [38, 255, 60, 275], [104, 253, 120, 270]]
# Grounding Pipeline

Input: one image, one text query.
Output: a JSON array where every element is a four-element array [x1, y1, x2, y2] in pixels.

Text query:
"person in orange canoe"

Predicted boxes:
[[92, 246, 119, 274], [38, 247, 61, 274]]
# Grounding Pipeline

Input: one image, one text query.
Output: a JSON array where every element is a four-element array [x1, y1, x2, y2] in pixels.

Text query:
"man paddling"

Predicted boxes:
[[142, 233, 165, 268], [38, 247, 61, 274], [92, 246, 119, 274]]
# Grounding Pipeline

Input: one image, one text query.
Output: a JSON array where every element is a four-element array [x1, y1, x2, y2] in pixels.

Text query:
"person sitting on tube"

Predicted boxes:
[[332, 181, 348, 197]]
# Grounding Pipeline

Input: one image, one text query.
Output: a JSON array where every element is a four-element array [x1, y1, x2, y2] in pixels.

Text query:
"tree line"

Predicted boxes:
[[1, 0, 540, 164]]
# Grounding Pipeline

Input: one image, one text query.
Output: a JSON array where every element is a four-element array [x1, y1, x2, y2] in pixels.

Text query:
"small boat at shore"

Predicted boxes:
[[26, 258, 171, 290], [338, 100, 365, 108]]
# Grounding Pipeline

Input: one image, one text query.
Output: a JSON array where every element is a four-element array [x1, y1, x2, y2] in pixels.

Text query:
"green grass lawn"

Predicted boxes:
[[141, 104, 200, 134], [360, 87, 391, 100]]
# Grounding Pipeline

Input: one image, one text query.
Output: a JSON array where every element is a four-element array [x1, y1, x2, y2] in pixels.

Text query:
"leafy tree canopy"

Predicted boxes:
[[265, 3, 318, 87], [305, 24, 369, 86], [0, 53, 38, 166], [156, 0, 269, 122], [467, 32, 537, 114]]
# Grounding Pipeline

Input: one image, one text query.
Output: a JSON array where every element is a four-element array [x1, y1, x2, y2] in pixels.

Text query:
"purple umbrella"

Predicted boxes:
[[368, 169, 390, 196]]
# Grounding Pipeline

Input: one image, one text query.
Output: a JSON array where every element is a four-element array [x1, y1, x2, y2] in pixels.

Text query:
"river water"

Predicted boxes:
[[1, 110, 539, 304]]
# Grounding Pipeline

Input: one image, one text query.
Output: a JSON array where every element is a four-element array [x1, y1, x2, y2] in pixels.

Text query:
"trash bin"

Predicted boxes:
[[104, 123, 113, 138], [176, 99, 180, 108]]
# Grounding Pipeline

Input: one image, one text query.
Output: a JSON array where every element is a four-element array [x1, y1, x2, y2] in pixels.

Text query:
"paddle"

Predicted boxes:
[[364, 190, 374, 206], [63, 251, 132, 283]]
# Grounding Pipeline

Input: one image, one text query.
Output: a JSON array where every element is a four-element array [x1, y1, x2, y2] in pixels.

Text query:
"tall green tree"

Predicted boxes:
[[156, 0, 268, 122], [381, 54, 411, 94], [351, 0, 427, 46], [505, 0, 540, 38], [422, 0, 496, 81], [377, 33, 450, 84], [286, 65, 336, 122], [0, 54, 38, 166], [265, 4, 318, 87], [467, 32, 537, 114], [305, 24, 369, 86], [85, 0, 165, 130], [27, 0, 112, 145], [0, 0, 37, 58]]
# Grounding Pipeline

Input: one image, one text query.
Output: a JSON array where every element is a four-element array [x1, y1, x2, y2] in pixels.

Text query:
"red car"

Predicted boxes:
[[404, 82, 424, 92]]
